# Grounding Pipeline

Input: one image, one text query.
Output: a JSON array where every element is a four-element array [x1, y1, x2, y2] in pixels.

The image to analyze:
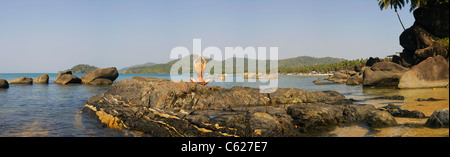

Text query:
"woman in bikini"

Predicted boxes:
[[190, 54, 211, 85]]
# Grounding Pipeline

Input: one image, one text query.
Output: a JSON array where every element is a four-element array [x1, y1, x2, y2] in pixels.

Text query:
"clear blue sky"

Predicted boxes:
[[0, 0, 415, 73]]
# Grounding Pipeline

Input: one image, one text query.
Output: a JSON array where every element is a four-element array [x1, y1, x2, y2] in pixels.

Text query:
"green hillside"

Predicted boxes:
[[69, 64, 99, 73], [121, 55, 350, 74]]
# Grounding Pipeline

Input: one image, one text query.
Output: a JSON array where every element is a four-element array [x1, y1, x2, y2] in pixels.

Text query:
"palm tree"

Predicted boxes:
[[377, 0, 407, 30], [377, 0, 432, 30]]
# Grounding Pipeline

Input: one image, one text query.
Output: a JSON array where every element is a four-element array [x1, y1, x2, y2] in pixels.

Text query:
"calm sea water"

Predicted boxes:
[[0, 73, 448, 137]]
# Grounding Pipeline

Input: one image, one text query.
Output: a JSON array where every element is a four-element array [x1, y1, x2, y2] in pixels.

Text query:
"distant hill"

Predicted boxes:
[[121, 55, 346, 74], [119, 62, 156, 73], [278, 56, 345, 68], [69, 64, 99, 73]]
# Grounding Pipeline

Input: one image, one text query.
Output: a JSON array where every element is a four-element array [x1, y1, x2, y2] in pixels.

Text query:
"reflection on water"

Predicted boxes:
[[0, 73, 448, 137]]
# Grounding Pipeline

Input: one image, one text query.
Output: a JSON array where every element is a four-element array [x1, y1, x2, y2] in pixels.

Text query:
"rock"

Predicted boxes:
[[374, 95, 405, 100], [363, 62, 409, 87], [414, 41, 449, 62], [365, 110, 397, 128], [287, 104, 396, 131], [415, 97, 446, 101], [400, 24, 437, 51], [413, 4, 449, 39], [327, 71, 350, 83], [425, 108, 449, 128], [9, 77, 33, 84], [54, 70, 81, 85], [346, 75, 361, 85], [82, 76, 388, 137], [313, 79, 336, 85], [0, 79, 9, 88], [33, 74, 49, 84], [81, 67, 118, 85], [377, 104, 425, 118], [366, 57, 380, 66], [398, 55, 449, 89]]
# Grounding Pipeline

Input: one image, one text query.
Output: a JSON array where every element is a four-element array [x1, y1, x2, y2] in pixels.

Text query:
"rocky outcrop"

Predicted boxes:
[[398, 55, 449, 88], [82, 76, 397, 137], [413, 4, 449, 39], [81, 67, 118, 85], [0, 79, 8, 88], [396, 3, 449, 67], [363, 61, 409, 87], [33, 74, 49, 84], [425, 108, 449, 128], [54, 70, 81, 85], [9, 77, 33, 84]]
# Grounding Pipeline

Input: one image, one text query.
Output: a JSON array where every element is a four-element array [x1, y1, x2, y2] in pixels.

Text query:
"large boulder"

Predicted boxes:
[[9, 77, 33, 84], [0, 79, 9, 88], [400, 24, 437, 51], [33, 74, 49, 84], [81, 76, 390, 137], [413, 4, 449, 39], [398, 55, 449, 89], [81, 67, 118, 85], [54, 70, 81, 85], [425, 108, 449, 128], [363, 62, 409, 87]]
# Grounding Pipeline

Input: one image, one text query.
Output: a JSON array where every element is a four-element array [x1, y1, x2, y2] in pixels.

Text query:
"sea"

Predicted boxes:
[[0, 73, 448, 137]]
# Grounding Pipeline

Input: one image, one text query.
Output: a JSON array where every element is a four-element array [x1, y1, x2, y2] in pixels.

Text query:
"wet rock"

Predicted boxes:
[[33, 74, 49, 84], [415, 97, 446, 101], [82, 76, 389, 137], [374, 95, 405, 100], [0, 79, 9, 88], [9, 77, 33, 84], [425, 108, 449, 128], [81, 67, 119, 85], [377, 104, 426, 118]]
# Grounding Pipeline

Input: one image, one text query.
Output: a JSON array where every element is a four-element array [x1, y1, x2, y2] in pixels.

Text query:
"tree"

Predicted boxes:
[[377, 0, 449, 30], [377, 0, 407, 30]]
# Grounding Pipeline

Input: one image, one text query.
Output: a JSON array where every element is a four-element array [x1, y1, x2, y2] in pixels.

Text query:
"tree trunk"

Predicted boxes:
[[395, 8, 406, 31]]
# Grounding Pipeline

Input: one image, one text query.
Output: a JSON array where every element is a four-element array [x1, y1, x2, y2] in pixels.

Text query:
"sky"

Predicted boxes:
[[0, 0, 415, 73]]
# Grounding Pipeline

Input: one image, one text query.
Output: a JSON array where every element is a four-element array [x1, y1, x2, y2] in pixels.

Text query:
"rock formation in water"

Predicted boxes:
[[362, 3, 449, 89], [9, 77, 33, 84], [33, 74, 49, 84], [0, 79, 9, 88], [81, 67, 119, 85], [54, 70, 82, 85], [82, 76, 397, 137]]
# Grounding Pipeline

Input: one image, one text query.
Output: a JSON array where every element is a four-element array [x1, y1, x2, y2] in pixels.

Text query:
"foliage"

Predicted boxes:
[[69, 64, 99, 73], [278, 58, 369, 73], [378, 0, 449, 12], [122, 55, 348, 74]]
